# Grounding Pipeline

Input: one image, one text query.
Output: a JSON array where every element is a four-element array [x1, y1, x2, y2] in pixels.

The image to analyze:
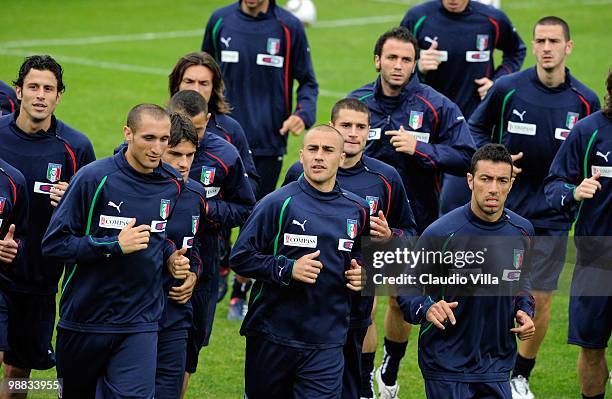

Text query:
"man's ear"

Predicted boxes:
[[124, 126, 133, 142], [467, 173, 474, 191]]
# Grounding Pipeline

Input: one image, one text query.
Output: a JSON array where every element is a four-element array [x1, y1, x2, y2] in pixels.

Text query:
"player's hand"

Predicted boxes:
[[510, 310, 535, 341], [0, 224, 18, 264], [50, 181, 69, 208], [279, 115, 306, 136], [386, 126, 417, 155], [345, 259, 364, 291], [426, 300, 458, 330], [573, 171, 601, 201], [292, 250, 323, 284], [118, 218, 150, 254], [511, 152, 523, 178], [370, 211, 392, 240], [474, 77, 494, 100], [169, 272, 197, 304], [417, 41, 443, 73], [167, 247, 190, 280]]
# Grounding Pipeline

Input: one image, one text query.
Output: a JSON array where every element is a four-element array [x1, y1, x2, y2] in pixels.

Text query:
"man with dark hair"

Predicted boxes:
[[349, 26, 475, 398], [42, 104, 189, 398], [155, 112, 207, 399], [202, 0, 319, 198], [0, 55, 95, 394], [468, 17, 600, 398], [282, 98, 417, 399], [398, 143, 536, 399], [0, 81, 18, 116], [168, 51, 259, 195], [168, 52, 259, 314], [400, 0, 527, 215], [544, 70, 612, 399], [167, 90, 255, 395], [231, 125, 368, 398]]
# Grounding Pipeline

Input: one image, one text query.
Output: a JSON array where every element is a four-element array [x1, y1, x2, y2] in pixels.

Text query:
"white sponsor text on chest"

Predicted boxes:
[[284, 233, 317, 248], [592, 165, 612, 178], [507, 121, 536, 136]]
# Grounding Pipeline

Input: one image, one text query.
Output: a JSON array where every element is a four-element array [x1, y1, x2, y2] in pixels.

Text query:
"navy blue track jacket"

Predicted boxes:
[[208, 111, 260, 195], [350, 76, 476, 232], [0, 81, 18, 116], [470, 67, 600, 230], [42, 150, 183, 333], [230, 176, 370, 348], [0, 112, 95, 294], [283, 155, 417, 328], [545, 111, 611, 236], [397, 204, 535, 382], [0, 158, 28, 286], [160, 178, 209, 332], [401, 0, 526, 117], [189, 131, 255, 284], [202, 0, 318, 156], [190, 131, 255, 227]]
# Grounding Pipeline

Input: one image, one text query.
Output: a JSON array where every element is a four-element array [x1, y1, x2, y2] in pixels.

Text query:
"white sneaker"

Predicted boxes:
[[375, 366, 399, 399], [510, 375, 534, 399], [609, 370, 612, 387]]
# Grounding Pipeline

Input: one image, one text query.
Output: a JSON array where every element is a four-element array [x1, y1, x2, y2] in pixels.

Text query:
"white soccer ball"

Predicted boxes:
[[285, 0, 317, 26]]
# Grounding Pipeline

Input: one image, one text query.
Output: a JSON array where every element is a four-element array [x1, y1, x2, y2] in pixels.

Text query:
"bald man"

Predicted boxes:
[[230, 126, 370, 398]]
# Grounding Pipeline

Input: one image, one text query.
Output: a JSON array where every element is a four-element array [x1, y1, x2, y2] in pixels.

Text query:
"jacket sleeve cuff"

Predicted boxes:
[[85, 235, 123, 260], [275, 255, 296, 286]]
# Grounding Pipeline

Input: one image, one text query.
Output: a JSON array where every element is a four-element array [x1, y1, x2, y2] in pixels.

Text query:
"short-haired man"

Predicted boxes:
[[0, 80, 18, 116], [544, 70, 612, 399], [349, 27, 475, 397], [0, 55, 95, 394], [202, 0, 319, 198], [400, 0, 527, 214], [155, 112, 206, 399], [231, 125, 368, 398], [469, 17, 600, 397], [168, 51, 260, 313], [398, 143, 536, 399], [42, 104, 187, 398], [282, 98, 417, 399], [167, 90, 255, 395]]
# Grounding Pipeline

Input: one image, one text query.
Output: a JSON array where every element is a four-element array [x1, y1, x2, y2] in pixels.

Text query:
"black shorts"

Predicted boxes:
[[156, 328, 188, 399], [56, 329, 157, 398], [245, 335, 344, 399], [0, 289, 9, 351], [569, 294, 612, 349], [424, 380, 511, 399], [529, 228, 568, 291], [3, 291, 55, 370], [341, 327, 368, 399], [185, 279, 217, 374]]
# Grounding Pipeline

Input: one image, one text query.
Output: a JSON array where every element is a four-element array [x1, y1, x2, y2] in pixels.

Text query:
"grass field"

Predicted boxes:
[[1, 0, 611, 397]]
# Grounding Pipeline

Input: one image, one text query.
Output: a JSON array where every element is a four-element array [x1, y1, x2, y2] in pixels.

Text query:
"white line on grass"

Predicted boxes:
[[314, 15, 399, 28], [372, 0, 612, 7], [0, 48, 170, 75], [0, 48, 347, 98], [0, 15, 400, 49], [0, 30, 203, 49]]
